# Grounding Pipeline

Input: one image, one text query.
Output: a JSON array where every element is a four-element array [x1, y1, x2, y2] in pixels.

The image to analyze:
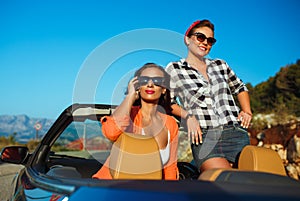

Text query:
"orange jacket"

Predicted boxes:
[[92, 106, 179, 180]]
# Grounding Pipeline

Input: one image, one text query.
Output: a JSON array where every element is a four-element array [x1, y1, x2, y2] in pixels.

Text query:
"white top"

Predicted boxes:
[[141, 129, 171, 165]]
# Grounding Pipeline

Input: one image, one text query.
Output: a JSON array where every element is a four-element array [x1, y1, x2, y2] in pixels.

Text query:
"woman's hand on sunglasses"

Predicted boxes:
[[127, 77, 140, 100]]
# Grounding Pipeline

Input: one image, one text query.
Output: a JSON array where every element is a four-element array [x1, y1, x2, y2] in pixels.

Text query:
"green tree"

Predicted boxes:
[[249, 59, 300, 118]]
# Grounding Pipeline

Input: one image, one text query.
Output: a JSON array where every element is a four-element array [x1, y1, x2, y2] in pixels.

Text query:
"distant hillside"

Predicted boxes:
[[248, 59, 300, 117], [0, 115, 54, 143]]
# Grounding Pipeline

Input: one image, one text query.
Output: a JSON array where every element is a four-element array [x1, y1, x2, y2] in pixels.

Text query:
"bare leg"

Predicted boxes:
[[200, 157, 231, 173]]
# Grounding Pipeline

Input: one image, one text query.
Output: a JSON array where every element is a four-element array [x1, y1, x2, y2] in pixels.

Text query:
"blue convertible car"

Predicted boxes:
[[1, 104, 300, 201]]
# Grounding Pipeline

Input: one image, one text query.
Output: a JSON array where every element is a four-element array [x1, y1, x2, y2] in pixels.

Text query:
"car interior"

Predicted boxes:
[[44, 116, 110, 179]]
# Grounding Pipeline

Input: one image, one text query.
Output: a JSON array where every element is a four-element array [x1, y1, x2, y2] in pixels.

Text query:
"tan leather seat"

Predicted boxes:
[[238, 145, 286, 176], [198, 168, 235, 181], [109, 132, 163, 179], [199, 145, 287, 181]]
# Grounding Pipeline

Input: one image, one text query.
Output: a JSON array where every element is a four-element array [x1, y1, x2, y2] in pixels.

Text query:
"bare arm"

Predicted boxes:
[[110, 77, 139, 131], [237, 91, 252, 128], [171, 104, 202, 144], [112, 77, 139, 118], [171, 104, 188, 119]]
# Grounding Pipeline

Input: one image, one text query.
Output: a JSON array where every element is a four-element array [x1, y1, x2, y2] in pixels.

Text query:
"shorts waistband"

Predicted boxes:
[[201, 123, 240, 131], [222, 123, 240, 129]]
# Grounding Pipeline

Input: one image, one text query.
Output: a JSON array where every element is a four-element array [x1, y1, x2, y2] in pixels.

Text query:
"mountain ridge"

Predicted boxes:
[[0, 114, 54, 143]]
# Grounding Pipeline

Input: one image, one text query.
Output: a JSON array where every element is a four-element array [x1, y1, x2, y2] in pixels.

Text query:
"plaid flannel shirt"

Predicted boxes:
[[165, 58, 248, 129]]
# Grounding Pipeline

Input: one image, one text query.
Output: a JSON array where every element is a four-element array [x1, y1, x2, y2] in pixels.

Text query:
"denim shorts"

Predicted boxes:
[[191, 124, 250, 169]]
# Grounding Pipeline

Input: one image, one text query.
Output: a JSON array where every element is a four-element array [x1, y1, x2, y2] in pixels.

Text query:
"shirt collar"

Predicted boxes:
[[180, 58, 212, 67]]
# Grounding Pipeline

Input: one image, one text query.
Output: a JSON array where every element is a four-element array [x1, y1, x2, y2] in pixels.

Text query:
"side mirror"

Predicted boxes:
[[1, 146, 29, 164]]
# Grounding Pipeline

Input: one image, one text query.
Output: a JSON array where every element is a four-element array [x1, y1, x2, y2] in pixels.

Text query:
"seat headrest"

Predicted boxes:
[[238, 145, 286, 176], [109, 132, 163, 179]]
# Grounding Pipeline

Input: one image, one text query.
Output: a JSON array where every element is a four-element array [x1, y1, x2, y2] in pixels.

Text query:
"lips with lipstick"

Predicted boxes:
[[145, 89, 155, 94]]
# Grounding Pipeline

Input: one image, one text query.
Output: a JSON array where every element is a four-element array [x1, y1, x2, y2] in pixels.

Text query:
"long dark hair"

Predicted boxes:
[[131, 63, 172, 114]]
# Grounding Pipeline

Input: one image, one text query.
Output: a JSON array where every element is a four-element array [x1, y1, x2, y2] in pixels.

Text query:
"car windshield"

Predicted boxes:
[[51, 119, 112, 164]]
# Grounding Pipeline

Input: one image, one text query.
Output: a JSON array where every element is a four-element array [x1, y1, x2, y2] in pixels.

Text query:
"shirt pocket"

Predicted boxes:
[[186, 86, 208, 109]]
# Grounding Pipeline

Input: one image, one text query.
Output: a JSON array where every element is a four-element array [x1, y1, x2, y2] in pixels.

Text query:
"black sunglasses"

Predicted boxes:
[[138, 76, 165, 87], [192, 32, 216, 46]]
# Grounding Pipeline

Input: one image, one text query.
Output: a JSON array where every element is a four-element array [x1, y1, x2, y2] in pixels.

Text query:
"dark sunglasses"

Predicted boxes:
[[138, 76, 165, 87], [192, 32, 216, 46]]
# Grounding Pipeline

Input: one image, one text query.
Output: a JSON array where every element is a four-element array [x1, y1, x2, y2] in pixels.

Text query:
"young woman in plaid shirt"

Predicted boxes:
[[166, 19, 252, 173]]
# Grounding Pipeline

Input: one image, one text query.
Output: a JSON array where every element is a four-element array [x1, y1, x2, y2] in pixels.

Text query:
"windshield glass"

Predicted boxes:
[[51, 119, 112, 164]]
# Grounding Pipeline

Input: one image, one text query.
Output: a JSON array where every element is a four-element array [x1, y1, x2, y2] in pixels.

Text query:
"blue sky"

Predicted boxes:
[[0, 0, 299, 119]]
